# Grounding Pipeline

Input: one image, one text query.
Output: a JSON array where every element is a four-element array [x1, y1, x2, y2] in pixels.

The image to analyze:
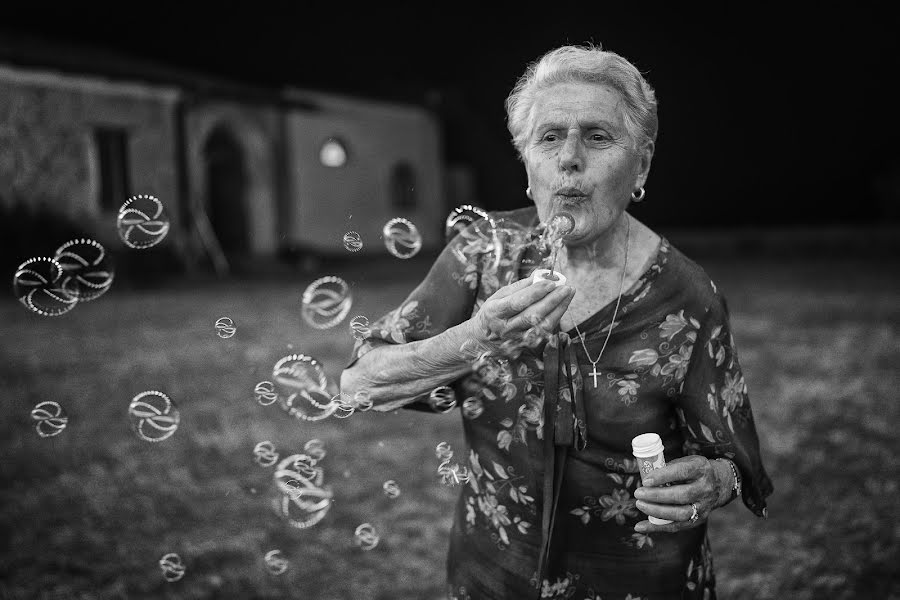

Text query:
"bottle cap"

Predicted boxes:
[[631, 432, 664, 458], [532, 269, 567, 287]]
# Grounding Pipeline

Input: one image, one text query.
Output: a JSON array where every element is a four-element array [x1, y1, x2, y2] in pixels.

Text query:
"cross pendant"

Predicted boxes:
[[588, 364, 601, 388]]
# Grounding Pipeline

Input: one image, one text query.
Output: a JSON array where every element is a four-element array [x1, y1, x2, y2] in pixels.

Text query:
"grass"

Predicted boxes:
[[1, 255, 898, 599]]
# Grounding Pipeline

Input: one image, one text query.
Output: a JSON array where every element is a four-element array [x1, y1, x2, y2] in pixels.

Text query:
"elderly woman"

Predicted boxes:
[[341, 45, 772, 599]]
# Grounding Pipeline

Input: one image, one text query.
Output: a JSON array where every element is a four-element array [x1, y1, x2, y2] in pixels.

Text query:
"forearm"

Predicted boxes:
[[340, 319, 483, 411]]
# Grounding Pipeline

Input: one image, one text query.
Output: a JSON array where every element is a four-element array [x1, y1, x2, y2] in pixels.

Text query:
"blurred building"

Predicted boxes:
[[0, 35, 455, 271]]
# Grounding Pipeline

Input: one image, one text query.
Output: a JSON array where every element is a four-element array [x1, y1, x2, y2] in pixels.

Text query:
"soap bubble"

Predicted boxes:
[[304, 439, 327, 462], [461, 396, 484, 420], [30, 401, 68, 438], [215, 317, 236, 339], [254, 381, 278, 406], [472, 352, 513, 387], [13, 257, 78, 316], [428, 386, 457, 413], [54, 238, 114, 302], [382, 480, 401, 499], [354, 523, 380, 551], [117, 195, 170, 249], [254, 441, 279, 467], [272, 354, 329, 393], [128, 390, 180, 442], [343, 231, 363, 252], [435, 442, 454, 462], [280, 389, 340, 422], [349, 315, 370, 341], [264, 550, 288, 576], [439, 463, 470, 486], [301, 276, 352, 329], [158, 553, 185, 583], [444, 204, 489, 244], [273, 454, 332, 529], [382, 217, 422, 259]]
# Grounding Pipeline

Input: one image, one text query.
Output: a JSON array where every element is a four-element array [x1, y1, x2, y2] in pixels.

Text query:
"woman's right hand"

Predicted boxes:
[[468, 277, 576, 351]]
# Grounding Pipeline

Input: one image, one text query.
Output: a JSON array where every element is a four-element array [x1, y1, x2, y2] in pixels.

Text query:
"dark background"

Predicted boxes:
[[3, 6, 899, 228]]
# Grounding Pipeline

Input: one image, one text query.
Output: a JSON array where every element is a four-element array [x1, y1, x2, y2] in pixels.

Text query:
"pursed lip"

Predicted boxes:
[[554, 186, 589, 199]]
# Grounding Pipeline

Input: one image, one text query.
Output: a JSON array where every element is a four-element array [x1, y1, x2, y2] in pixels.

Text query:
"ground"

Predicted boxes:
[[1, 254, 898, 599]]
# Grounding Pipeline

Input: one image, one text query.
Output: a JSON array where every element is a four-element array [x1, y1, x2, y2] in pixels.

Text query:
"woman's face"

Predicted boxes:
[[522, 82, 653, 246]]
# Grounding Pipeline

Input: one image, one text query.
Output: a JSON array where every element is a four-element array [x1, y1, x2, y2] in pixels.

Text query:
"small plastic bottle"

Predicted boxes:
[[631, 432, 673, 525]]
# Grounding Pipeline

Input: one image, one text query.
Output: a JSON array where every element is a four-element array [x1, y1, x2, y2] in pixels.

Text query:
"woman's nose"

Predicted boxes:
[[558, 133, 584, 172]]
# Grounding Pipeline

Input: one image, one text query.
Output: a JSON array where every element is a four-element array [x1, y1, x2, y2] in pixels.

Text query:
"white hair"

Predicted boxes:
[[505, 44, 658, 158]]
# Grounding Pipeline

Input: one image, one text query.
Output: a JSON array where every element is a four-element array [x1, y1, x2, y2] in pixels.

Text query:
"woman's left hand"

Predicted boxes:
[[632, 455, 729, 533]]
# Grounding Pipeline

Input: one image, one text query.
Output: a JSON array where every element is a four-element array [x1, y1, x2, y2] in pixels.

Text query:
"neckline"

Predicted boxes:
[[563, 235, 667, 339]]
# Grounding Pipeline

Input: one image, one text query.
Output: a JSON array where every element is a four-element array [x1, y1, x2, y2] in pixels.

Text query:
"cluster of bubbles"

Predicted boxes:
[[343, 231, 363, 252], [382, 217, 422, 259], [158, 553, 186, 583], [215, 317, 236, 339], [12, 194, 179, 318], [301, 276, 353, 330], [117, 195, 170, 249], [272, 440, 333, 530], [353, 523, 380, 551], [30, 401, 68, 438], [13, 238, 114, 317], [435, 442, 470, 486], [128, 391, 180, 443]]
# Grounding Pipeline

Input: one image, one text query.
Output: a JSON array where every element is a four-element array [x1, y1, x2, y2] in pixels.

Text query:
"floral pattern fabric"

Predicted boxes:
[[348, 207, 773, 599]]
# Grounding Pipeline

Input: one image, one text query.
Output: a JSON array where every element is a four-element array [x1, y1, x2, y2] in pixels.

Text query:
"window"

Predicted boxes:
[[391, 162, 417, 210], [94, 127, 131, 212], [319, 138, 348, 168]]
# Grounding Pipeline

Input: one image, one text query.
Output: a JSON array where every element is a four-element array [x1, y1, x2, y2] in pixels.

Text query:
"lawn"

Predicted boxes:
[[1, 254, 898, 599]]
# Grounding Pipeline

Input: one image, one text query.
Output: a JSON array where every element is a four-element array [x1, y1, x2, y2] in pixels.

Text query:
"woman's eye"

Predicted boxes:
[[589, 134, 610, 143], [541, 133, 559, 142]]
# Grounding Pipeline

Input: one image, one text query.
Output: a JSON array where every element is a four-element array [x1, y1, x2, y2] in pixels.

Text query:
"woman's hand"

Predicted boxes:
[[468, 277, 576, 352], [631, 456, 732, 533]]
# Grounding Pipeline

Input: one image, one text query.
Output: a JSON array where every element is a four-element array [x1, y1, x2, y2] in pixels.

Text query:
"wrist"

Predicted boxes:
[[713, 458, 740, 507]]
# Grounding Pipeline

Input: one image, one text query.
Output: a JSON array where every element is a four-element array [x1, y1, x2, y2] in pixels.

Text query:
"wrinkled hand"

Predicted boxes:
[[632, 456, 729, 533], [468, 277, 575, 353]]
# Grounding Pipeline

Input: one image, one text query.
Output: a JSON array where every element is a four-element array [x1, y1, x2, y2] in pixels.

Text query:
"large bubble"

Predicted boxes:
[[301, 276, 352, 329], [382, 217, 422, 259], [13, 257, 78, 316], [128, 390, 180, 443], [444, 204, 489, 244], [273, 453, 332, 529], [54, 238, 114, 302], [117, 195, 170, 249]]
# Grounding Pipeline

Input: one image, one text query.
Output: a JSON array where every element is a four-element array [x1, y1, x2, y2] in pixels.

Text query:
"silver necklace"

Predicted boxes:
[[573, 216, 631, 388]]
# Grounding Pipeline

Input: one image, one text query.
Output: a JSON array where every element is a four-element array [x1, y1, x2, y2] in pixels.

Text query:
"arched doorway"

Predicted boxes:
[[203, 126, 248, 257]]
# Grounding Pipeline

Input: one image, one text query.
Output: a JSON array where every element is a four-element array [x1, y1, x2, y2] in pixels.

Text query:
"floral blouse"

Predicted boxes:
[[348, 207, 773, 600]]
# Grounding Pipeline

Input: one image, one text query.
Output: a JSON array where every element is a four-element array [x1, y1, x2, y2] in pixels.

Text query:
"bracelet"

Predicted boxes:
[[716, 458, 742, 501]]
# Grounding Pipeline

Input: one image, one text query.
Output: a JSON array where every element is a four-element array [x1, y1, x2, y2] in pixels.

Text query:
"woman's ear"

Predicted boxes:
[[635, 141, 655, 188]]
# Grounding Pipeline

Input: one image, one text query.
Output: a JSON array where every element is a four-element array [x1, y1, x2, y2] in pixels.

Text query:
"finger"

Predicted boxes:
[[643, 456, 705, 486], [507, 286, 574, 332], [633, 482, 700, 505], [634, 500, 697, 523], [494, 281, 556, 317], [534, 286, 576, 330], [634, 519, 686, 534], [489, 276, 540, 300]]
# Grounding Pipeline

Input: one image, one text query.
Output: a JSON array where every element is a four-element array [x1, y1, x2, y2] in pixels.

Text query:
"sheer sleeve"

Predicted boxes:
[[345, 221, 489, 410], [676, 294, 774, 517]]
